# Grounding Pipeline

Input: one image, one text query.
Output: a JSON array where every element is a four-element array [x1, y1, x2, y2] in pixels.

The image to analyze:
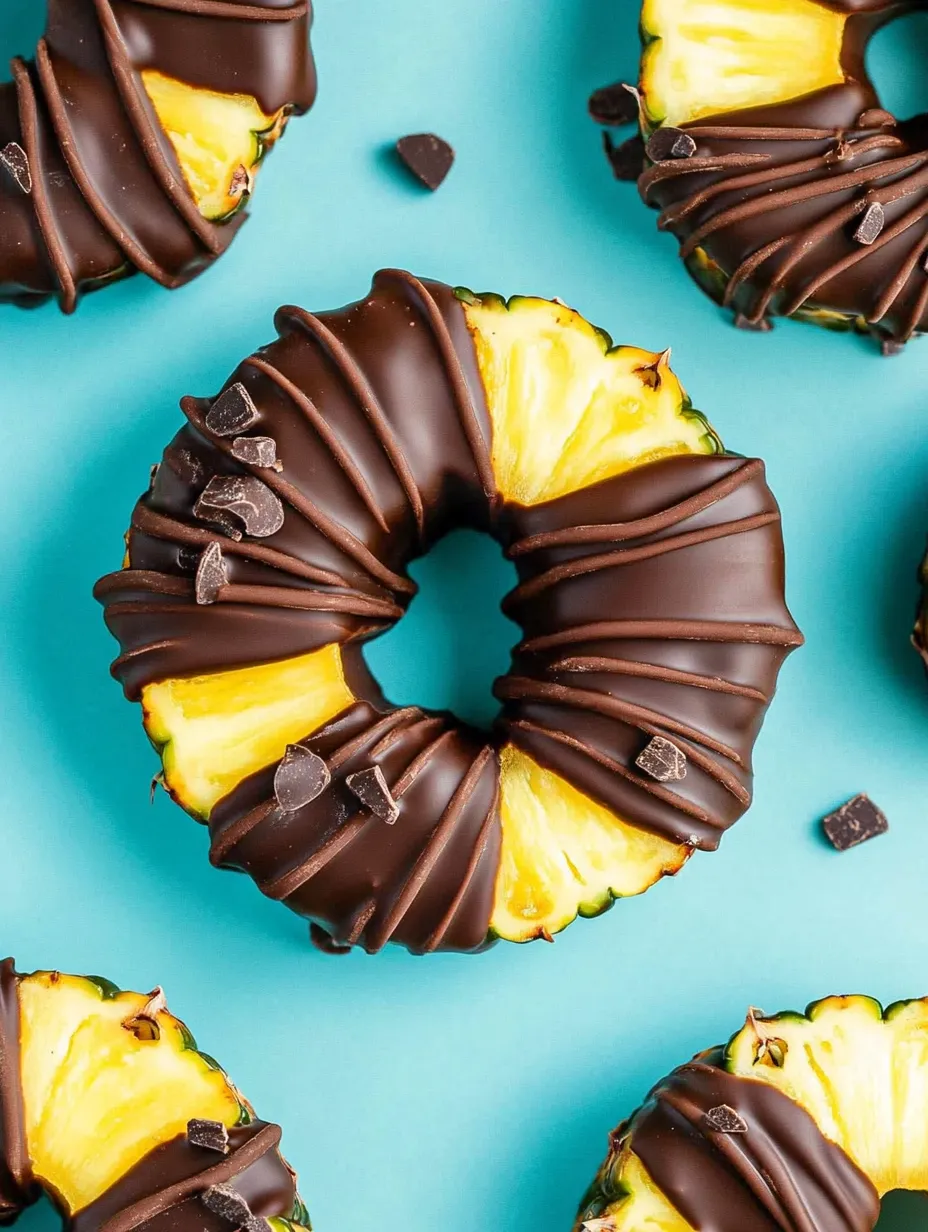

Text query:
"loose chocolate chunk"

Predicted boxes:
[[195, 542, 228, 605], [853, 201, 885, 245], [646, 126, 696, 162], [346, 765, 400, 824], [274, 744, 331, 812], [588, 81, 639, 127], [229, 164, 251, 200], [0, 142, 32, 194], [205, 383, 261, 437], [636, 736, 687, 783], [603, 131, 646, 182], [186, 1119, 230, 1154], [822, 793, 888, 851], [702, 1104, 748, 1134], [194, 475, 285, 539], [734, 312, 773, 332], [309, 922, 352, 955], [881, 338, 905, 356], [395, 133, 455, 190], [231, 435, 281, 469], [202, 1184, 270, 1232]]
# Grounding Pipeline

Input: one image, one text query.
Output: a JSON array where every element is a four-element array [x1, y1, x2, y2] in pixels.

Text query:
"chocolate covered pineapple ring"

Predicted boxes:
[[0, 0, 315, 312], [95, 270, 802, 954]]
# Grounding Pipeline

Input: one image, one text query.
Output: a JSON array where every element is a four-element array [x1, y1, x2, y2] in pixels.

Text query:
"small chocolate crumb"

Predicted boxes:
[[346, 765, 400, 824], [822, 794, 888, 851], [205, 383, 260, 438], [588, 82, 639, 127], [702, 1105, 748, 1134], [646, 126, 696, 162], [858, 108, 895, 129], [231, 435, 281, 470], [194, 475, 284, 538], [202, 1185, 269, 1232], [187, 1119, 230, 1154], [636, 736, 687, 783], [228, 164, 251, 199], [853, 201, 885, 245], [274, 744, 331, 812], [734, 312, 773, 332], [395, 133, 455, 190], [309, 922, 352, 955], [0, 142, 32, 194], [881, 338, 905, 356], [603, 131, 646, 182], [195, 542, 227, 605]]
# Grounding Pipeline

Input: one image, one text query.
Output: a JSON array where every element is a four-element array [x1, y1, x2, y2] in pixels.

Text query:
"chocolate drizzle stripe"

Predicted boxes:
[[344, 898, 377, 945], [392, 729, 458, 797], [641, 152, 770, 195], [422, 782, 498, 953], [507, 459, 764, 555], [900, 273, 928, 343], [96, 1122, 282, 1232], [0, 961, 31, 1213], [520, 620, 804, 654], [548, 656, 768, 702], [871, 232, 928, 323], [213, 584, 402, 620], [209, 799, 275, 866], [682, 125, 836, 141], [347, 708, 423, 764], [128, 0, 308, 20], [243, 355, 391, 534], [260, 814, 370, 900]]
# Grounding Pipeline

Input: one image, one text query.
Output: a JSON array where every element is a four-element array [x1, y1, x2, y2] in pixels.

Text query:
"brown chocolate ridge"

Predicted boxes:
[[0, 0, 315, 313], [0, 961, 33, 1224], [634, 1, 928, 346], [95, 270, 801, 953]]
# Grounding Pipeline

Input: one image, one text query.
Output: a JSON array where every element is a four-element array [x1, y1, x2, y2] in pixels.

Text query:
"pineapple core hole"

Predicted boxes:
[[364, 529, 519, 730], [874, 1190, 928, 1231], [866, 13, 928, 120]]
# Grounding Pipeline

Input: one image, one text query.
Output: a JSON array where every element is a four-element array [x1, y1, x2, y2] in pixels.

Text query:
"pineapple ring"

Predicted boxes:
[[0, 958, 310, 1227], [577, 996, 928, 1232], [616, 0, 928, 348], [95, 270, 801, 955]]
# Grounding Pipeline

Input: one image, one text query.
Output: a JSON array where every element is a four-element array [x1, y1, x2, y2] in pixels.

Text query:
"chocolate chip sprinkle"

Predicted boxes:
[[346, 765, 400, 824], [395, 133, 455, 190], [822, 793, 888, 851], [205, 383, 261, 437], [274, 744, 331, 812], [231, 435, 281, 470], [603, 131, 646, 182], [202, 1184, 270, 1232], [194, 475, 285, 539], [186, 1119, 230, 1154], [0, 142, 32, 194], [853, 201, 885, 245], [702, 1104, 748, 1134], [646, 127, 696, 162], [195, 542, 227, 605], [588, 81, 639, 127], [635, 736, 687, 783]]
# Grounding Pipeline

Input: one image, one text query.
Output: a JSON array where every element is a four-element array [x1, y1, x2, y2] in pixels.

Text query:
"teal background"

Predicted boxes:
[[3, 1, 928, 1229]]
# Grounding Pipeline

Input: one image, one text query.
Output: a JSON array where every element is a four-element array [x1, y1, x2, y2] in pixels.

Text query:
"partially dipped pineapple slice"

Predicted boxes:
[[640, 0, 848, 129], [141, 71, 289, 221]]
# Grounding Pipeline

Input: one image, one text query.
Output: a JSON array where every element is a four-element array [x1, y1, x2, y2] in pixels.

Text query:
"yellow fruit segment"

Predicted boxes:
[[18, 972, 244, 1213], [592, 1150, 695, 1232], [725, 997, 928, 1196], [141, 70, 288, 221], [461, 292, 720, 506], [640, 0, 847, 129], [490, 745, 689, 942], [143, 643, 354, 819]]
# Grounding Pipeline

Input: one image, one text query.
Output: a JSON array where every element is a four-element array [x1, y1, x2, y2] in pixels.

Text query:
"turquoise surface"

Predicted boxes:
[[3, 3, 928, 1230]]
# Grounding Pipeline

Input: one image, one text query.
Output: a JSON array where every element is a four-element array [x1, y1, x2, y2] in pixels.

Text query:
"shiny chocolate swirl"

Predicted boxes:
[[95, 270, 801, 954], [637, 2, 928, 348], [0, 0, 315, 313]]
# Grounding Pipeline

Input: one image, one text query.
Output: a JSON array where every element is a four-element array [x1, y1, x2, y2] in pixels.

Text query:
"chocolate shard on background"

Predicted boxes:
[[822, 794, 888, 851], [853, 201, 885, 246], [346, 765, 400, 824], [186, 1118, 230, 1154], [702, 1104, 748, 1134], [195, 542, 227, 605], [603, 132, 646, 182], [734, 313, 773, 332], [646, 127, 696, 162], [231, 435, 281, 469], [395, 133, 455, 190], [881, 338, 905, 356], [274, 744, 331, 812], [636, 736, 687, 783], [205, 383, 261, 438], [194, 475, 285, 539], [0, 142, 31, 194], [588, 81, 639, 127]]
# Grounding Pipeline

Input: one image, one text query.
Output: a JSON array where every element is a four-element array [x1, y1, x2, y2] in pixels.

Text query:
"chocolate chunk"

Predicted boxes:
[[588, 82, 639, 127], [309, 922, 352, 955], [0, 142, 31, 194], [822, 794, 888, 851], [186, 1119, 230, 1154], [231, 436, 281, 470], [702, 1104, 748, 1134], [734, 313, 773, 332], [205, 383, 260, 438], [194, 475, 284, 539], [202, 1185, 269, 1232], [195, 542, 227, 605], [395, 133, 455, 190], [881, 338, 905, 356], [646, 127, 696, 162], [635, 736, 687, 783], [603, 132, 646, 182], [346, 765, 400, 824], [228, 164, 251, 200], [853, 201, 885, 245], [274, 744, 331, 812]]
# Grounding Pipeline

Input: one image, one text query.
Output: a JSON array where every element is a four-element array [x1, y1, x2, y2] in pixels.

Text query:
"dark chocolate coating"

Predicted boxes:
[[635, 2, 928, 345], [0, 0, 315, 313], [586, 1054, 880, 1232], [95, 271, 801, 954], [0, 961, 302, 1232]]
